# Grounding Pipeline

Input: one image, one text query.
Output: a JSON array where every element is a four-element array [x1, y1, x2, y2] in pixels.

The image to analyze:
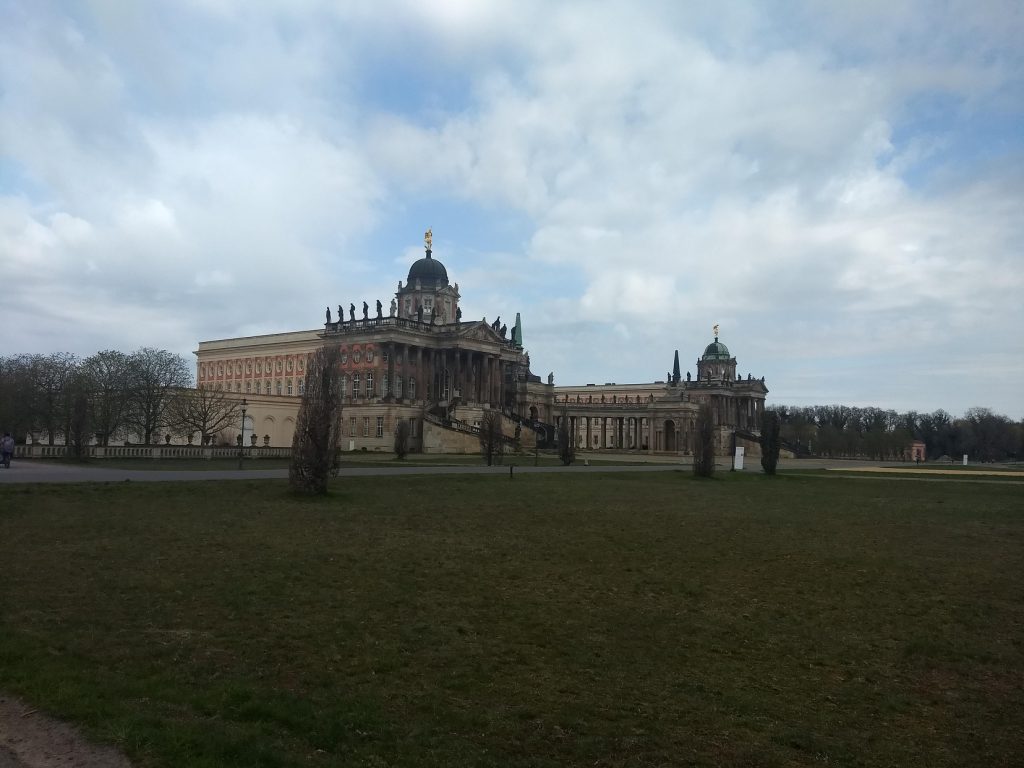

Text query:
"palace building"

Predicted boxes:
[[194, 231, 768, 455]]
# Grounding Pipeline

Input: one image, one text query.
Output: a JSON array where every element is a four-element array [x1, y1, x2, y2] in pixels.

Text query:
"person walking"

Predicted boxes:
[[1, 432, 13, 468]]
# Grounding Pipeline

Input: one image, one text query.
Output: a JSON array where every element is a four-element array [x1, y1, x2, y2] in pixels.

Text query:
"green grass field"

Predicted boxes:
[[0, 473, 1021, 767]]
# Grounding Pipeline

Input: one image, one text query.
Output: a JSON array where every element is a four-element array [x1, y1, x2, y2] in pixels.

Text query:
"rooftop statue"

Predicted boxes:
[[424, 227, 432, 250], [326, 306, 331, 323], [349, 303, 355, 321]]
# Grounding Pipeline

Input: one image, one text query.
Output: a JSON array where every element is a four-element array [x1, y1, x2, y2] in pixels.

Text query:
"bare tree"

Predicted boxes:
[[80, 350, 132, 445], [166, 386, 242, 445], [760, 410, 781, 475], [692, 403, 715, 478], [394, 419, 410, 459], [557, 411, 574, 465], [0, 355, 35, 441], [66, 371, 92, 460], [289, 346, 344, 494], [126, 348, 193, 444], [479, 410, 505, 466], [30, 353, 79, 445]]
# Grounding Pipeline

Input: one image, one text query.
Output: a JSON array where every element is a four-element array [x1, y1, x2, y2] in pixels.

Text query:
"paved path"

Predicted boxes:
[[0, 461, 701, 484], [1, 458, 1017, 485]]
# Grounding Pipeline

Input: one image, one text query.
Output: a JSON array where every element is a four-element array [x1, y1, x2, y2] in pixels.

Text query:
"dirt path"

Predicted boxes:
[[0, 695, 132, 768]]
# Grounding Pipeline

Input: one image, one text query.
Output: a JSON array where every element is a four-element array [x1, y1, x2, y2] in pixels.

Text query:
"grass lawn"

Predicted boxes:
[[0, 473, 1021, 767]]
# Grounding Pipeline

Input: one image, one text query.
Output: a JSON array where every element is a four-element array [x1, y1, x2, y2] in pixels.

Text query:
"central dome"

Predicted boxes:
[[407, 253, 449, 288], [702, 339, 731, 360]]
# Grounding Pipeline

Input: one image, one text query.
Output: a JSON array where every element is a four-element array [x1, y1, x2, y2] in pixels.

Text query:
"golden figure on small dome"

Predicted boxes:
[[424, 228, 432, 250], [713, 323, 720, 339]]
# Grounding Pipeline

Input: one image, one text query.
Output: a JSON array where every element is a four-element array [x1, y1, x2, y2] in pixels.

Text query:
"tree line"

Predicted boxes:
[[0, 350, 243, 450], [768, 404, 1023, 462]]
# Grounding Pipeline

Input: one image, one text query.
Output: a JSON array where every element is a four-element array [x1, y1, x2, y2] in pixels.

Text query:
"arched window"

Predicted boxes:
[[245, 381, 251, 394]]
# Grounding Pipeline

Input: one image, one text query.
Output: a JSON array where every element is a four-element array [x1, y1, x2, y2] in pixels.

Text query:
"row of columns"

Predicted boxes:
[[555, 413, 700, 454], [377, 343, 506, 407]]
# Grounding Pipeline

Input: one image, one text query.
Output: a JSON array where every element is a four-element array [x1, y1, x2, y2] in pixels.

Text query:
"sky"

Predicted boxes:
[[2, 0, 1022, 418]]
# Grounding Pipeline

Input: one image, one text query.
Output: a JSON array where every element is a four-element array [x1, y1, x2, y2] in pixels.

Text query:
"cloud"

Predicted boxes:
[[1, 0, 1021, 416]]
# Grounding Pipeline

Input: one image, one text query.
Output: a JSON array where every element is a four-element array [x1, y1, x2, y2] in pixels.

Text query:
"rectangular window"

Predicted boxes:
[[382, 351, 389, 363], [265, 381, 271, 395], [245, 381, 251, 393], [349, 417, 356, 436], [287, 380, 293, 395], [362, 417, 369, 437], [408, 377, 416, 399], [409, 417, 416, 437], [382, 374, 389, 396], [366, 373, 374, 397], [376, 416, 384, 438], [298, 379, 304, 395], [276, 381, 282, 395], [352, 374, 360, 397]]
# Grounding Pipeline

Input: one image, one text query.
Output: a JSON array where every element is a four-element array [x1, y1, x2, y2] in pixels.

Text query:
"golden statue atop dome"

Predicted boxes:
[[713, 323, 719, 339], [424, 227, 432, 251]]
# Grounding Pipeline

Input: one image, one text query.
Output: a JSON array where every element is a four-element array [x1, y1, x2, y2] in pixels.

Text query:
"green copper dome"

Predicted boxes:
[[702, 338, 731, 360]]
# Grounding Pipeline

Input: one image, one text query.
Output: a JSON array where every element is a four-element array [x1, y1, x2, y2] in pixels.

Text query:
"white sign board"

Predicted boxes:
[[733, 446, 745, 471], [963, 453, 968, 466]]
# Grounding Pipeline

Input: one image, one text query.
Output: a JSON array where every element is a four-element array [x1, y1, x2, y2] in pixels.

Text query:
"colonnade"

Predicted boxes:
[[376, 342, 507, 407], [554, 410, 705, 454]]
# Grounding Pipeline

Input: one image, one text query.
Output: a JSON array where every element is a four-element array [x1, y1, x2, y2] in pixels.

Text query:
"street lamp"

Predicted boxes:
[[238, 398, 248, 469]]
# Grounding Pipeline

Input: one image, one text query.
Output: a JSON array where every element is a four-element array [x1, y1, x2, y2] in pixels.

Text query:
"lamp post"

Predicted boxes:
[[238, 398, 248, 470]]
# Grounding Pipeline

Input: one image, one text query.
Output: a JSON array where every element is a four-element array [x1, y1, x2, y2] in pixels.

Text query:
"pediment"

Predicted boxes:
[[457, 321, 503, 343]]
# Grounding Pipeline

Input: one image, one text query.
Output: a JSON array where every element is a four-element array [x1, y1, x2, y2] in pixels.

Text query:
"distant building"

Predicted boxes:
[[194, 233, 768, 454]]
